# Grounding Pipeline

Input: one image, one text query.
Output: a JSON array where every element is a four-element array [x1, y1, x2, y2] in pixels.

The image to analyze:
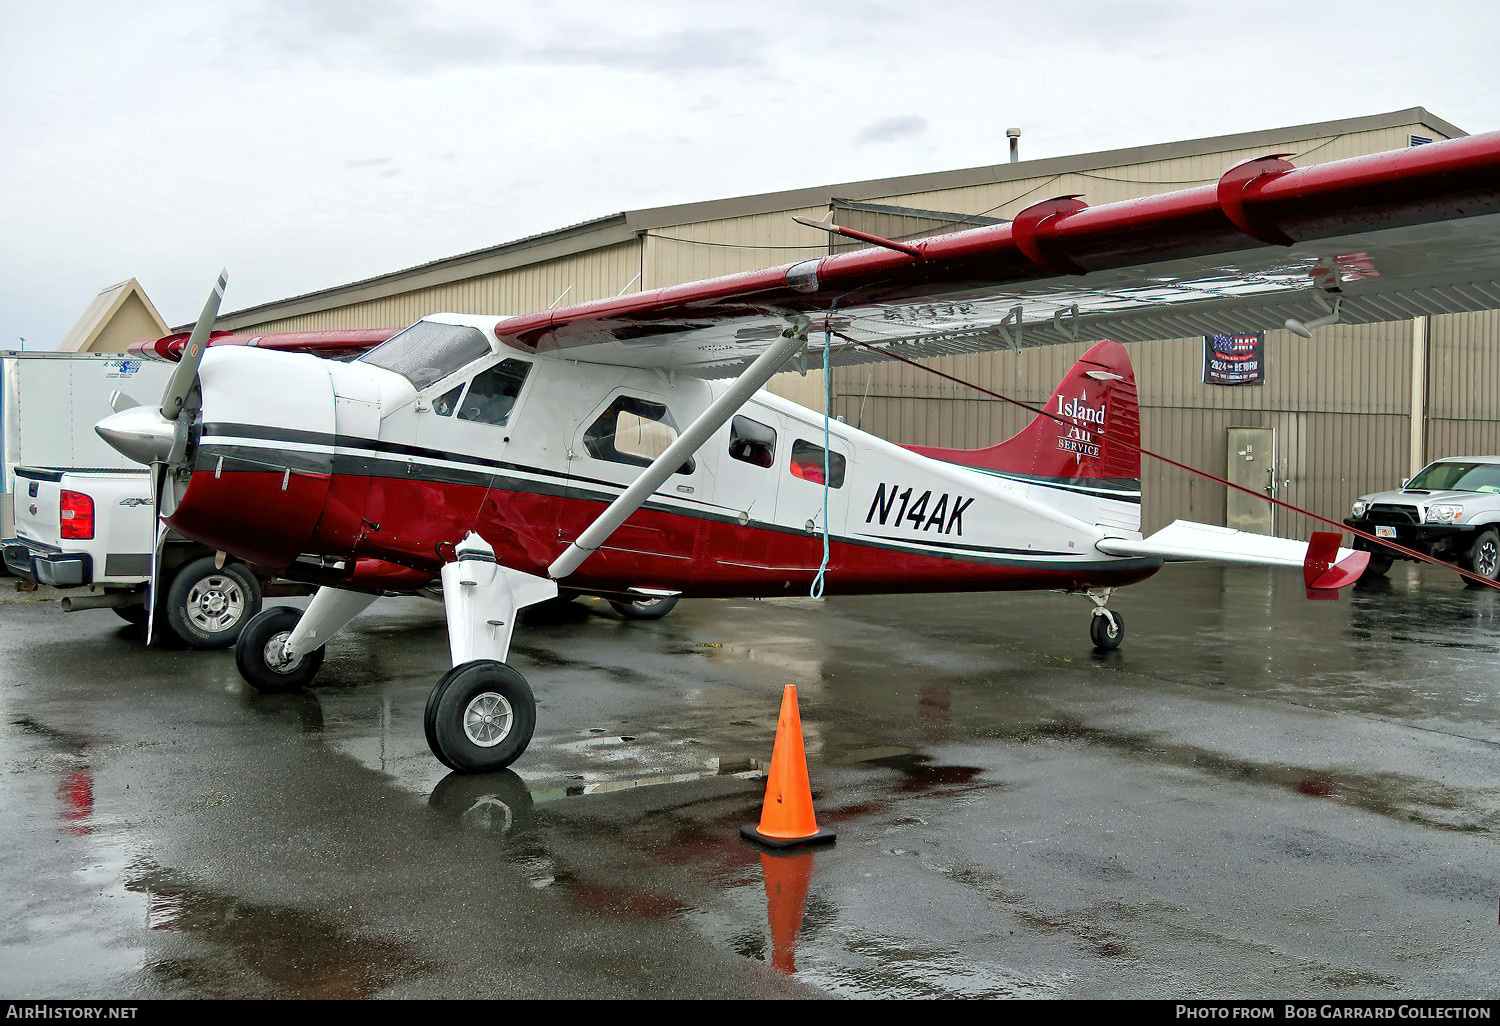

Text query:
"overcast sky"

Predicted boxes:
[[2, 0, 1496, 348]]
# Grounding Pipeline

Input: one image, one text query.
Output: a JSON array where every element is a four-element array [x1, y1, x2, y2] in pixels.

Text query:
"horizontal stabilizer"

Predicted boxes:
[[1097, 520, 1360, 570]]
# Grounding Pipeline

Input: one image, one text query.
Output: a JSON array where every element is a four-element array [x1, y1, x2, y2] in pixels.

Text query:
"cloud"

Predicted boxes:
[[247, 1, 768, 77], [855, 115, 929, 145]]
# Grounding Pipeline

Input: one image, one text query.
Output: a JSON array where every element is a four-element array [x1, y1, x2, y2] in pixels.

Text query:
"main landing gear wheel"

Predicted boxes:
[[608, 595, 679, 620], [167, 556, 262, 649], [1090, 610, 1124, 651], [235, 606, 326, 693], [424, 660, 537, 773]]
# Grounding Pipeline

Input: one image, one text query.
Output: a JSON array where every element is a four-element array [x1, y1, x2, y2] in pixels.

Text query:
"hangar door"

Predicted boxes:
[[1226, 428, 1277, 533]]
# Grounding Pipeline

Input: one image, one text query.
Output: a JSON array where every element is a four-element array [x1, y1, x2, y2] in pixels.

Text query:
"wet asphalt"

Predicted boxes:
[[0, 564, 1496, 1000]]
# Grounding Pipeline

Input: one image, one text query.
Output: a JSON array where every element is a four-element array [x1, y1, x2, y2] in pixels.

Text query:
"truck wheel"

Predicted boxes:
[[1465, 530, 1500, 588], [1365, 552, 1394, 577], [235, 606, 325, 693], [166, 557, 262, 649]]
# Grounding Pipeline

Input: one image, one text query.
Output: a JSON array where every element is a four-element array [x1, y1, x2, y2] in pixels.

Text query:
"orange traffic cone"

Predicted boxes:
[[741, 685, 836, 849], [761, 849, 816, 974]]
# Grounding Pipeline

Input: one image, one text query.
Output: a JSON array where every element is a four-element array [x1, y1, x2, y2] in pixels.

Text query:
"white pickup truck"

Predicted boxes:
[[4, 465, 265, 647]]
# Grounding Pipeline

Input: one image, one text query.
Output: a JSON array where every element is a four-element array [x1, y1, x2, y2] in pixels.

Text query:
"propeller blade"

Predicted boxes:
[[109, 391, 140, 413], [160, 269, 228, 422], [145, 462, 167, 645]]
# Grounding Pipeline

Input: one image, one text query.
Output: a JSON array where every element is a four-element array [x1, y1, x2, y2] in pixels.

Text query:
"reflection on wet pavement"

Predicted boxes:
[[2, 565, 1497, 997]]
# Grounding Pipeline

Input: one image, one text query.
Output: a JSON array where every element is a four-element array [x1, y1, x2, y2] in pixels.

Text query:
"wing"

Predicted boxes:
[[495, 133, 1500, 376], [129, 328, 401, 363]]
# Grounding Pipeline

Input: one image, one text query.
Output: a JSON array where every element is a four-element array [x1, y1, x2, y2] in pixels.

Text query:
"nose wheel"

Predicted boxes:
[[235, 605, 327, 692]]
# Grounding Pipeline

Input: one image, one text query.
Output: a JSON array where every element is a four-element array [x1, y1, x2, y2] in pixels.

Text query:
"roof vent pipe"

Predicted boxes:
[[1006, 127, 1021, 163]]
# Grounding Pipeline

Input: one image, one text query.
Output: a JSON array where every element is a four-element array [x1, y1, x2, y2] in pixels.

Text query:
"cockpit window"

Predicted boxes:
[[458, 360, 530, 426], [359, 320, 491, 390]]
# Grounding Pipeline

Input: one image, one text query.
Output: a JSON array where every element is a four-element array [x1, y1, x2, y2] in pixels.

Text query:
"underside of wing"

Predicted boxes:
[[494, 134, 1500, 377]]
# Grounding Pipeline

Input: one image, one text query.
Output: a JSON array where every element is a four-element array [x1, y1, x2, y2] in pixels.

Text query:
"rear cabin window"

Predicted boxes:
[[729, 416, 776, 468], [789, 439, 845, 488], [584, 395, 694, 475], [359, 320, 492, 391]]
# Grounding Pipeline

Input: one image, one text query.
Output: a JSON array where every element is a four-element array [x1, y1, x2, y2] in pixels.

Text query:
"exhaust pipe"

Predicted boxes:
[[60, 592, 138, 612]]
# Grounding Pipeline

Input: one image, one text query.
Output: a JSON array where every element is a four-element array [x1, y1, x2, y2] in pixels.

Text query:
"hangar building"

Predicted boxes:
[[207, 108, 1498, 538]]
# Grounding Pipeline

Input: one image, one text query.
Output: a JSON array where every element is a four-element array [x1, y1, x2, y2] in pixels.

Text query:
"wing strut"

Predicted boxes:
[[547, 323, 810, 581]]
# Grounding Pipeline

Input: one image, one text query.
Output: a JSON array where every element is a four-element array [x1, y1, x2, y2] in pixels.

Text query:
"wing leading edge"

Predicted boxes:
[[496, 132, 1500, 376]]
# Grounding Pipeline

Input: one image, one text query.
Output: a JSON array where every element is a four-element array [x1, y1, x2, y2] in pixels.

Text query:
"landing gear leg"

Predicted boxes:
[[426, 533, 557, 773], [1083, 588, 1124, 651], [235, 586, 376, 692]]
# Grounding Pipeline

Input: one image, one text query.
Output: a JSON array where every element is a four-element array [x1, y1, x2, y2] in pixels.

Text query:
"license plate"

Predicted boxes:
[[1375, 525, 1397, 538]]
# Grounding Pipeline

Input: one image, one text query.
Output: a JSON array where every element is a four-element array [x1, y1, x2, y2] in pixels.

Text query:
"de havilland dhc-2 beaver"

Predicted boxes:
[[96, 132, 1500, 773]]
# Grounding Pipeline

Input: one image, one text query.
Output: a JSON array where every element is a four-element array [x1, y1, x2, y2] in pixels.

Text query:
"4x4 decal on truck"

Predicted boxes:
[[866, 483, 974, 535]]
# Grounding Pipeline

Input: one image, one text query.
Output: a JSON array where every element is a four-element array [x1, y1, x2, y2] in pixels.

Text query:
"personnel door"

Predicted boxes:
[[1226, 427, 1276, 533]]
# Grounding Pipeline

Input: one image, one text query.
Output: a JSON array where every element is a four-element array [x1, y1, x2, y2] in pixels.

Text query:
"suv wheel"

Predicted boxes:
[[1466, 529, 1500, 587]]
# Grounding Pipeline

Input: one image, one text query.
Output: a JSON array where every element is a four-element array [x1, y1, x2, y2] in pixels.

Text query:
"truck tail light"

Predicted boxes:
[[60, 490, 95, 540]]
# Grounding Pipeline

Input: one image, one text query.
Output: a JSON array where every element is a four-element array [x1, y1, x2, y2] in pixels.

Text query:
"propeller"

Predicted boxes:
[[96, 271, 228, 643]]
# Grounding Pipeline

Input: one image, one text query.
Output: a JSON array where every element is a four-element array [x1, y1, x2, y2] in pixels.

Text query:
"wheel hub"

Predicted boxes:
[[263, 630, 301, 673], [188, 574, 246, 632], [463, 692, 514, 748]]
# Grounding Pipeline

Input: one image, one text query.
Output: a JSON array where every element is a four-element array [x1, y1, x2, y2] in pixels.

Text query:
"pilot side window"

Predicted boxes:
[[729, 416, 776, 469], [789, 439, 845, 488], [584, 395, 694, 475], [458, 360, 530, 425], [434, 383, 464, 417]]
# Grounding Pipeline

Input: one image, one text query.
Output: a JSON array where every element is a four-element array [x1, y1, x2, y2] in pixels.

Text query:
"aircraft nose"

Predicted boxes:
[[95, 405, 175, 465]]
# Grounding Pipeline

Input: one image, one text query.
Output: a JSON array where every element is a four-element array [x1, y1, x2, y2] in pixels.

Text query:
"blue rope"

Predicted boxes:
[[810, 319, 833, 599]]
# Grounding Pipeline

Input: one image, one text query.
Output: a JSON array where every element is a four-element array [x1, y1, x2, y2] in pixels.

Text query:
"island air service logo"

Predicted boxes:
[[1057, 389, 1105, 459]]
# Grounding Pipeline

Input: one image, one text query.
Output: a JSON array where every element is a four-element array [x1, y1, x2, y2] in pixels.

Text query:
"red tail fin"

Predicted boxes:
[[909, 340, 1141, 483]]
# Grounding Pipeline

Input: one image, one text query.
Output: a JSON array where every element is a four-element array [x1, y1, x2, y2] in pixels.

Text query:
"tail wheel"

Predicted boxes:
[[424, 660, 537, 773], [608, 595, 679, 620], [235, 606, 325, 693], [1090, 610, 1124, 651]]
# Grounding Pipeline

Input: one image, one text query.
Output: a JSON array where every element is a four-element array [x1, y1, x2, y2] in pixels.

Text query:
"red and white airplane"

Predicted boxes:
[[97, 134, 1500, 773]]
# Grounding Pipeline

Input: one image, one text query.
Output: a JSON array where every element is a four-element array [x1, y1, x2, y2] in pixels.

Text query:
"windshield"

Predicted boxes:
[[358, 320, 491, 390], [1406, 461, 1500, 493]]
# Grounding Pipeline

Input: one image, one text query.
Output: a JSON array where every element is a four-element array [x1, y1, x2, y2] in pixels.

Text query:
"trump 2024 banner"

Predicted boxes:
[[1203, 332, 1265, 385]]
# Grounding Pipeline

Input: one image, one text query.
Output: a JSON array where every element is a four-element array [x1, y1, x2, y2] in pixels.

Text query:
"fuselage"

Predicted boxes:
[[162, 315, 1162, 599]]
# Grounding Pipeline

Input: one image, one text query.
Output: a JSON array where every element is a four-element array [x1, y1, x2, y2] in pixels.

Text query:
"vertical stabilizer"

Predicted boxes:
[[907, 340, 1141, 527]]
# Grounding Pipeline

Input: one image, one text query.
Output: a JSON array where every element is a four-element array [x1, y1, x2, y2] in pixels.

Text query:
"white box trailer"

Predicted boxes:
[[0, 350, 171, 537]]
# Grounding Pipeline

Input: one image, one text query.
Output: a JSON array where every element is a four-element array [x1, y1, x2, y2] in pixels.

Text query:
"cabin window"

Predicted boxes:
[[584, 395, 694, 475], [729, 416, 776, 468], [434, 384, 464, 417], [358, 320, 491, 390], [789, 439, 845, 488], [458, 359, 530, 425]]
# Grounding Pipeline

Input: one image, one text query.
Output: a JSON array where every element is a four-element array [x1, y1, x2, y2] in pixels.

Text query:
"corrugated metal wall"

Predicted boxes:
[[227, 117, 1500, 538]]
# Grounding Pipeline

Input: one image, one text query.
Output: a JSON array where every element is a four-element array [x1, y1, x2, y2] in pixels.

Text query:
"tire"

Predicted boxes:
[[1090, 610, 1124, 651], [1465, 529, 1500, 588], [424, 660, 536, 773], [234, 606, 325, 693], [608, 595, 679, 621], [1366, 551, 1394, 577], [166, 557, 262, 649]]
